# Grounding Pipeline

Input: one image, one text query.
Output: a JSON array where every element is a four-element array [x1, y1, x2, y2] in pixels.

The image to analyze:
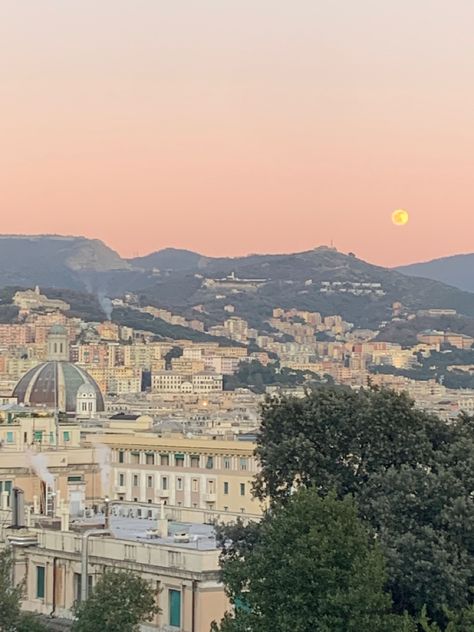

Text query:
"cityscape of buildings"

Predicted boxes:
[[1, 286, 474, 629]]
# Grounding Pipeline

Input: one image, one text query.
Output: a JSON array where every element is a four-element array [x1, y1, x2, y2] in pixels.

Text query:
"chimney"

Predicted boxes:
[[11, 488, 25, 529], [1, 490, 9, 510], [157, 501, 168, 538]]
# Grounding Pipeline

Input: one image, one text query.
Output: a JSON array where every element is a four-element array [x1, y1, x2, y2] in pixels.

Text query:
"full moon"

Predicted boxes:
[[391, 209, 409, 226]]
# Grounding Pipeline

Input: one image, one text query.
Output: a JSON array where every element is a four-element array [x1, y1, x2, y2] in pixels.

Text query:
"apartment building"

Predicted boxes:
[[152, 371, 223, 394], [0, 413, 102, 512], [1, 504, 230, 632], [98, 434, 262, 516]]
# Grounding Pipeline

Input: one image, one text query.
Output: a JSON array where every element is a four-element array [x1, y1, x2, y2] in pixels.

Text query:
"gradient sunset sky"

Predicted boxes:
[[1, 2, 473, 266]]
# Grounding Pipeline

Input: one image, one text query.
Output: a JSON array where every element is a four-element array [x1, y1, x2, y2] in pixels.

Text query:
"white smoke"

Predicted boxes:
[[94, 443, 111, 496], [26, 449, 55, 490], [98, 292, 113, 321]]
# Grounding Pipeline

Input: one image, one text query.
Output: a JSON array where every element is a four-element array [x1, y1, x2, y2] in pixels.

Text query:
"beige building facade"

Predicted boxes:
[[97, 434, 262, 516]]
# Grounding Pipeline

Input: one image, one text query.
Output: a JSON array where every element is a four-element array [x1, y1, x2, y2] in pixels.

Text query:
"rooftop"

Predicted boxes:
[[72, 514, 217, 551]]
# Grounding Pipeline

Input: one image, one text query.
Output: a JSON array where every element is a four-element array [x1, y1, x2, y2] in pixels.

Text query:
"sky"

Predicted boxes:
[[1, 1, 473, 266]]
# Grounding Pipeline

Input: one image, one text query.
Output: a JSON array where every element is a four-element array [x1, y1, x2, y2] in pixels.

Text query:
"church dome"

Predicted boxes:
[[13, 361, 104, 413]]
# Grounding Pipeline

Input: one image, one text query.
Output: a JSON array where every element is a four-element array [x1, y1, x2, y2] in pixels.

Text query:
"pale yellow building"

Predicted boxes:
[[94, 434, 262, 516], [1, 502, 232, 632]]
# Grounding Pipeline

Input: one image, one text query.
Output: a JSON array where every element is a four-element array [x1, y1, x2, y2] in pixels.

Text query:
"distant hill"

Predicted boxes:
[[130, 248, 203, 272], [0, 235, 131, 291], [135, 246, 474, 329], [397, 253, 474, 293], [2, 236, 474, 332]]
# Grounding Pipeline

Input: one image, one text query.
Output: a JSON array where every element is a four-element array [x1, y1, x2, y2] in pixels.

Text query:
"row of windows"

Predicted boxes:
[[1, 431, 71, 445], [120, 473, 246, 496], [117, 450, 250, 471], [36, 567, 182, 628]]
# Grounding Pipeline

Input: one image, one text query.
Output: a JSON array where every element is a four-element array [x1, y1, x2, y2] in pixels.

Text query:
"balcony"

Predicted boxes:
[[158, 489, 170, 498], [203, 493, 216, 503]]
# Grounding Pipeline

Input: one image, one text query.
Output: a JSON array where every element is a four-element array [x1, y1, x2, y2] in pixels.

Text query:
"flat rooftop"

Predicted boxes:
[[71, 514, 217, 551]]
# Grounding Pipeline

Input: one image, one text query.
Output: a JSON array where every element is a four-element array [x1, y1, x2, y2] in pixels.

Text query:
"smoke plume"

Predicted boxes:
[[26, 449, 55, 490], [98, 292, 113, 321]]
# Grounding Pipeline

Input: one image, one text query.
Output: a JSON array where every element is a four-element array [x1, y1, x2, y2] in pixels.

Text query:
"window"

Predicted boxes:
[[146, 452, 155, 465], [0, 481, 12, 506], [239, 458, 248, 471], [147, 475, 154, 489], [240, 483, 245, 496], [162, 476, 168, 490], [224, 482, 229, 495], [36, 566, 45, 599], [6, 432, 14, 444], [190, 455, 200, 468], [208, 480, 215, 494], [63, 431, 70, 442], [67, 475, 82, 483], [118, 450, 124, 463], [74, 573, 92, 603], [119, 473, 125, 486], [133, 475, 139, 487], [176, 477, 183, 491], [206, 456, 214, 469], [131, 452, 140, 464], [169, 589, 181, 628], [160, 454, 169, 466], [175, 453, 184, 467], [125, 545, 136, 560], [223, 457, 231, 469], [191, 479, 199, 492]]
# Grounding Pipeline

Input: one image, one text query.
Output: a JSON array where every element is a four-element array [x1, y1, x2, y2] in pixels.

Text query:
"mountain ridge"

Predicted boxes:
[[397, 252, 474, 293], [1, 235, 474, 330]]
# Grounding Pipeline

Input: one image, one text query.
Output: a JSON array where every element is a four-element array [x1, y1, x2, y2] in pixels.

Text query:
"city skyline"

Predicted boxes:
[[2, 2, 474, 266]]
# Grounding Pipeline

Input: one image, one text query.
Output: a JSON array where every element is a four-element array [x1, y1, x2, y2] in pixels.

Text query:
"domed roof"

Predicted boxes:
[[13, 361, 104, 413]]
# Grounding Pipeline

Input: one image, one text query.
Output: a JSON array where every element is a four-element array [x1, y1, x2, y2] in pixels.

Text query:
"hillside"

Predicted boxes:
[[134, 247, 474, 329], [397, 253, 474, 293], [2, 236, 474, 331], [376, 314, 474, 347], [0, 235, 131, 291], [130, 248, 203, 272]]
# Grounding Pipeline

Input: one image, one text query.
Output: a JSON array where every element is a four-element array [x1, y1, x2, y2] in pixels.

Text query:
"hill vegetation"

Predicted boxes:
[[376, 314, 474, 346], [2, 236, 474, 334]]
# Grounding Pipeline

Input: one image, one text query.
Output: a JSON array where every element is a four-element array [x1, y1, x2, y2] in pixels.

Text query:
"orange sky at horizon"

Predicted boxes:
[[1, 2, 473, 267]]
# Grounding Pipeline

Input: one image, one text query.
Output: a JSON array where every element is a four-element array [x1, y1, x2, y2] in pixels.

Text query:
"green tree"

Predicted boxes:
[[72, 569, 160, 632], [16, 612, 50, 632], [252, 387, 474, 626], [0, 548, 23, 632], [254, 386, 448, 502], [212, 490, 415, 632], [0, 548, 48, 632]]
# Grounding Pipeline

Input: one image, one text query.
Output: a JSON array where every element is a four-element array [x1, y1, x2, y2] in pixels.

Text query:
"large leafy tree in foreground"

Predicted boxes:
[[212, 489, 415, 632], [72, 569, 160, 632], [250, 386, 474, 625]]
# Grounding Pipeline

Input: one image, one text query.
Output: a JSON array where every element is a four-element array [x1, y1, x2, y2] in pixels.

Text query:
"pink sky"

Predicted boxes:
[[1, 1, 473, 266]]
